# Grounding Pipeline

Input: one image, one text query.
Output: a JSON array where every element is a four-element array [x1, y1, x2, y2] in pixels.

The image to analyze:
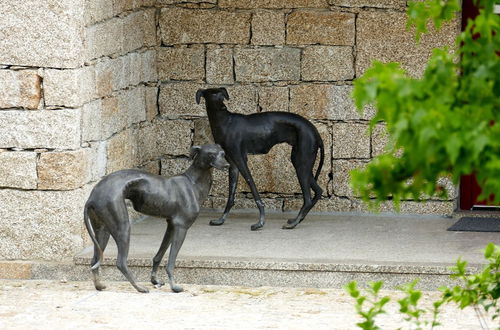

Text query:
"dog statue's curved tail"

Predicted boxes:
[[83, 203, 103, 270], [314, 135, 325, 182]]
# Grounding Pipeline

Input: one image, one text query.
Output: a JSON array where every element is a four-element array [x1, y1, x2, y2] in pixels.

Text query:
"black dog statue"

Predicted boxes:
[[196, 87, 324, 230], [84, 144, 229, 293]]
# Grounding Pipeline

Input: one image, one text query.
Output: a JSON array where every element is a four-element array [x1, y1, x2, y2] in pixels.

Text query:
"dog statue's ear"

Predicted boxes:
[[195, 89, 204, 104], [220, 87, 229, 100], [190, 145, 202, 160]]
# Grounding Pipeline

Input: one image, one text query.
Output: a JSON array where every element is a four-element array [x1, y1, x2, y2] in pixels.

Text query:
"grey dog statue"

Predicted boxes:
[[196, 88, 324, 231], [84, 144, 229, 293]]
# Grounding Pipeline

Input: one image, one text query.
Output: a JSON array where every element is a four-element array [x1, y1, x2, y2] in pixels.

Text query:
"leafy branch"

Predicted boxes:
[[351, 0, 500, 208], [345, 243, 500, 329]]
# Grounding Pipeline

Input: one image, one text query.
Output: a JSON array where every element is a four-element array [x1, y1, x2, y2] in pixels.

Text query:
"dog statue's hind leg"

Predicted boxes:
[[283, 148, 323, 229]]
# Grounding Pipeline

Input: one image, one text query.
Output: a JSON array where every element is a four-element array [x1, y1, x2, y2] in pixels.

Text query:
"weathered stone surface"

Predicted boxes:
[[127, 52, 143, 87], [219, 0, 327, 9], [290, 84, 374, 120], [119, 86, 147, 126], [0, 262, 32, 279], [224, 85, 258, 114], [371, 123, 389, 157], [84, 0, 114, 25], [0, 70, 41, 109], [157, 47, 205, 81], [119, 50, 157, 87], [112, 0, 137, 15], [209, 196, 284, 211], [44, 67, 95, 107], [332, 123, 370, 159], [145, 86, 158, 121], [159, 82, 206, 118], [142, 50, 158, 83], [258, 87, 289, 112], [251, 10, 285, 46], [142, 8, 158, 47], [87, 141, 107, 181], [206, 48, 234, 85], [95, 57, 130, 98], [106, 128, 138, 174], [353, 199, 455, 216], [140, 160, 161, 175], [301, 46, 354, 81], [101, 95, 128, 139], [331, 160, 368, 197], [136, 119, 193, 162], [161, 83, 256, 117], [81, 100, 103, 142], [0, 109, 81, 149], [234, 48, 301, 82], [284, 196, 353, 213], [160, 158, 191, 178], [328, 0, 406, 10], [0, 0, 85, 68], [193, 118, 214, 145], [0, 152, 37, 189], [121, 9, 157, 53], [0, 187, 88, 260], [356, 11, 460, 77], [38, 149, 91, 190], [86, 17, 123, 60], [122, 11, 149, 53], [160, 8, 251, 45], [287, 11, 355, 46], [172, 0, 217, 9]]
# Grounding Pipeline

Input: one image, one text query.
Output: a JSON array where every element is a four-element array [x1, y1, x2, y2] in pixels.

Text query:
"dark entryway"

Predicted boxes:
[[458, 0, 499, 210]]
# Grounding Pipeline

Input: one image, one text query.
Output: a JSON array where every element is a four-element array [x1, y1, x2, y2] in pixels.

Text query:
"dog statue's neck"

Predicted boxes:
[[205, 99, 231, 141], [205, 99, 230, 117], [183, 166, 213, 204]]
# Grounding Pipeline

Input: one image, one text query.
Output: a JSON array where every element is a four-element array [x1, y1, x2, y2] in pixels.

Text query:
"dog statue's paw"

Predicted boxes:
[[250, 223, 263, 231], [94, 283, 106, 291], [282, 222, 297, 230], [151, 277, 165, 287], [171, 284, 184, 293], [209, 218, 225, 226], [136, 285, 150, 293]]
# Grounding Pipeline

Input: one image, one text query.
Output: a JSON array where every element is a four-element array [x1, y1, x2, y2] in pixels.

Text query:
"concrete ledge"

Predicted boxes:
[[4, 211, 494, 291]]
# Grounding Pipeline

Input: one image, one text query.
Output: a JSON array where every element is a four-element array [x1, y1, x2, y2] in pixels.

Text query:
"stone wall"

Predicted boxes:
[[0, 0, 460, 263], [156, 0, 460, 214], [0, 0, 158, 261]]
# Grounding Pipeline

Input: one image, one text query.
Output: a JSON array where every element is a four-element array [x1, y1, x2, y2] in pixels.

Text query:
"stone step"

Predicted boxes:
[[65, 210, 496, 290]]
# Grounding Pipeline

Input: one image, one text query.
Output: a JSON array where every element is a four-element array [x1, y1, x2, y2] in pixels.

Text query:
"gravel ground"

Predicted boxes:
[[0, 280, 495, 329]]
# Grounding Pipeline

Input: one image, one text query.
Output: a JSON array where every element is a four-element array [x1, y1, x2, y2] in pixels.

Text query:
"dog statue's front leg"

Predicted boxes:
[[210, 163, 239, 226], [165, 225, 188, 293], [151, 223, 173, 287]]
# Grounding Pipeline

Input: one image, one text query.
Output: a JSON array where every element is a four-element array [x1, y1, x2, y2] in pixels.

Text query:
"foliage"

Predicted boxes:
[[345, 281, 391, 330], [345, 243, 500, 329], [441, 242, 500, 324], [350, 0, 500, 208]]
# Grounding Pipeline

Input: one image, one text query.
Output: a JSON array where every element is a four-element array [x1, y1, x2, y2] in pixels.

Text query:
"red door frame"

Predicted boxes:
[[458, 0, 497, 210]]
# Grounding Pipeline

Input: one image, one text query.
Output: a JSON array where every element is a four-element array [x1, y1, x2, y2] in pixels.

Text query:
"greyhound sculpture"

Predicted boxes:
[[196, 87, 324, 230], [84, 144, 229, 293]]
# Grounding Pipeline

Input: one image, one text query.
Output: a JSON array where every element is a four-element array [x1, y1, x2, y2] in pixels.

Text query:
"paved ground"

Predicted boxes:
[[0, 279, 495, 329]]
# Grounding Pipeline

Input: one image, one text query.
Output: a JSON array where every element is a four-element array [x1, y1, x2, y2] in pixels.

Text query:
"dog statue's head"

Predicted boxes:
[[190, 144, 229, 170], [196, 88, 229, 105]]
